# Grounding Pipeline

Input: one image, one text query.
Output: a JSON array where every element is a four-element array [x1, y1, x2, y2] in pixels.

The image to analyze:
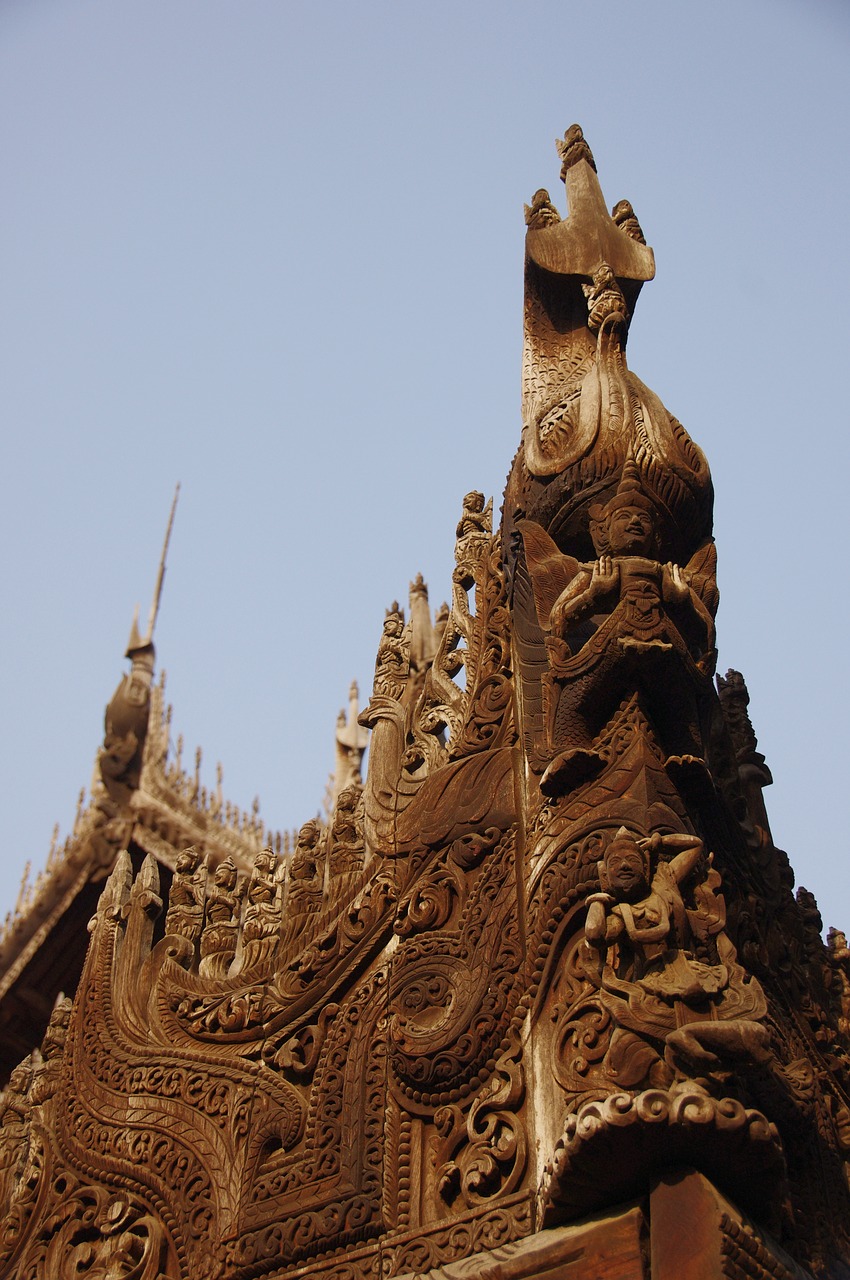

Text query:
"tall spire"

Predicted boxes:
[[126, 482, 180, 658], [145, 481, 180, 647], [100, 484, 181, 809]]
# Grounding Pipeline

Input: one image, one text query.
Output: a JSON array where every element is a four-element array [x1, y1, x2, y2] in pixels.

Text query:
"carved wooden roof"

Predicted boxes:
[[1, 126, 848, 1280]]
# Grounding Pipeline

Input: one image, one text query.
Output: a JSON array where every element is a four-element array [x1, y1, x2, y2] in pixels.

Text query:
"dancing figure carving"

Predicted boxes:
[[584, 829, 768, 1084]]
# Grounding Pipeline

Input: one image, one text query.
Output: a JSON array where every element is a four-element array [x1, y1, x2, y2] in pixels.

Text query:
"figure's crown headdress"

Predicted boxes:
[[604, 460, 655, 517]]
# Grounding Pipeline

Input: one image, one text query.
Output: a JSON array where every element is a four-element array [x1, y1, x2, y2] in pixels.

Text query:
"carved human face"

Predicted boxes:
[[606, 504, 654, 556], [215, 861, 236, 889], [298, 822, 319, 849], [177, 848, 199, 874], [8, 1063, 30, 1095], [604, 843, 648, 900]]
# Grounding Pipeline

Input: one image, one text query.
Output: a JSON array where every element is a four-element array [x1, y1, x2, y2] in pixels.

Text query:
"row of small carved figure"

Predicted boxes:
[[164, 786, 367, 979], [371, 492, 493, 705], [159, 745, 269, 836], [0, 994, 72, 1193]]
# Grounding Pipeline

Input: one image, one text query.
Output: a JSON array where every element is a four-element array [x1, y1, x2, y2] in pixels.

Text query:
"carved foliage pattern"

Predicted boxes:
[[384, 1194, 533, 1279], [17, 1178, 175, 1280], [387, 828, 524, 1105], [434, 1039, 527, 1211], [4, 850, 396, 1278]]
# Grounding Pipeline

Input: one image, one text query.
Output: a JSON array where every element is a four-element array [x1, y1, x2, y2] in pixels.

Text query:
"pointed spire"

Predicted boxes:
[[126, 482, 180, 659], [125, 603, 144, 655], [409, 574, 437, 670], [333, 680, 369, 802], [94, 847, 134, 925]]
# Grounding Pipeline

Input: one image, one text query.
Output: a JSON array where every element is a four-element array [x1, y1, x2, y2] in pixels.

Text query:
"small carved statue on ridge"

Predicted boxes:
[[372, 605, 409, 702], [199, 857, 241, 980], [239, 847, 280, 971], [164, 846, 206, 946]]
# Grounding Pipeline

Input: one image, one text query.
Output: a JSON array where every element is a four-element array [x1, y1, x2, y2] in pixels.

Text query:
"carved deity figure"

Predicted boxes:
[[583, 828, 768, 1084], [523, 188, 561, 230], [277, 821, 326, 963], [199, 857, 241, 980], [287, 821, 325, 919], [30, 995, 72, 1107], [0, 1061, 32, 1133], [328, 787, 365, 880], [521, 461, 718, 792], [41, 995, 72, 1063], [586, 830, 726, 1002], [164, 846, 206, 946], [455, 490, 492, 541], [611, 198, 646, 245], [239, 848, 281, 972], [372, 605, 410, 702], [581, 262, 627, 334], [0, 1059, 33, 1201], [556, 122, 596, 178]]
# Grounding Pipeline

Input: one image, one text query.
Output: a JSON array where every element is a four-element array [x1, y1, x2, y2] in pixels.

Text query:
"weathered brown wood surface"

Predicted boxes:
[[2, 126, 849, 1280]]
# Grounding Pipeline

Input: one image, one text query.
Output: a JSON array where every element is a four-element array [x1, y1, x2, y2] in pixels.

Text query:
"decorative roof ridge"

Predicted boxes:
[[0, 865, 92, 1004], [138, 674, 286, 861]]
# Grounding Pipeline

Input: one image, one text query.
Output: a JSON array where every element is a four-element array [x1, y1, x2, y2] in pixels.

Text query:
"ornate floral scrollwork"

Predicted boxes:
[[174, 986, 267, 1037], [19, 1181, 176, 1280], [262, 1003, 340, 1078], [393, 859, 462, 938], [387, 828, 523, 1106], [272, 866, 396, 1004], [393, 828, 501, 940], [435, 1040, 526, 1209]]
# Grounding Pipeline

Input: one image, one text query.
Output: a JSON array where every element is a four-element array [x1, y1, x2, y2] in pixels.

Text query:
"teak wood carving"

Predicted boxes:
[[2, 127, 849, 1280]]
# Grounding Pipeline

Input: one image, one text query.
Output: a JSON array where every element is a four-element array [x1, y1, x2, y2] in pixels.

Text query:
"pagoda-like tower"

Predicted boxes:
[[2, 129, 849, 1280]]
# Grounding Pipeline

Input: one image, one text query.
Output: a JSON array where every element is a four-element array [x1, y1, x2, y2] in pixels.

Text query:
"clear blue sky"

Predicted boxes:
[[1, 2, 848, 933]]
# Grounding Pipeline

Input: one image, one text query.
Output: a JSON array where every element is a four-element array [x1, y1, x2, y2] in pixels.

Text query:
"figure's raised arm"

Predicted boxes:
[[639, 830, 704, 884]]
